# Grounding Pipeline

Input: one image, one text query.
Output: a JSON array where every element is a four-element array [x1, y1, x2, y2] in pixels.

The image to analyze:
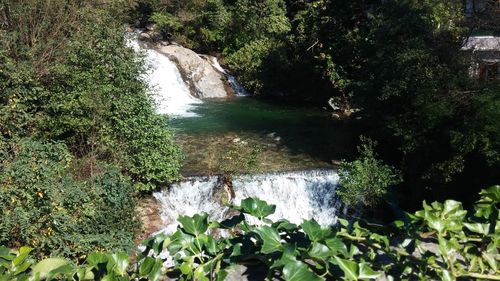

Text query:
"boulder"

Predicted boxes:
[[157, 44, 235, 99], [138, 30, 162, 43]]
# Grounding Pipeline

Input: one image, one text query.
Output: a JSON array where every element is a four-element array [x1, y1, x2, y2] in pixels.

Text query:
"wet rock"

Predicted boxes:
[[157, 45, 234, 99], [136, 196, 164, 243]]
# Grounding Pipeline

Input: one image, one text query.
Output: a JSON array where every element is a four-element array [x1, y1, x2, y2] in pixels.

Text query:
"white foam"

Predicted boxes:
[[153, 170, 339, 235], [127, 34, 202, 117], [208, 57, 250, 97]]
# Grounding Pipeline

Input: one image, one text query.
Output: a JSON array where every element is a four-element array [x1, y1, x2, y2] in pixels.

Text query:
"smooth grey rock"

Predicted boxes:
[[157, 45, 234, 99]]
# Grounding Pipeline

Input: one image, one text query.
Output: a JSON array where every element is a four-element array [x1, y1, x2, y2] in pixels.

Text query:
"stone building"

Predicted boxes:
[[461, 0, 499, 80], [462, 36, 500, 80]]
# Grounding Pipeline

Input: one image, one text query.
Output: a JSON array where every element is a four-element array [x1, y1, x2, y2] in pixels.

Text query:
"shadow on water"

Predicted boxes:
[[170, 97, 358, 170]]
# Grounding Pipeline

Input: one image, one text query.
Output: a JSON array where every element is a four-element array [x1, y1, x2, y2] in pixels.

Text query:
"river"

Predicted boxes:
[[130, 34, 352, 230]]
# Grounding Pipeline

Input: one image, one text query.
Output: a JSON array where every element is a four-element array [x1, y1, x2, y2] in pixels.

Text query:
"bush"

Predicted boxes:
[[0, 138, 139, 259], [337, 137, 401, 208]]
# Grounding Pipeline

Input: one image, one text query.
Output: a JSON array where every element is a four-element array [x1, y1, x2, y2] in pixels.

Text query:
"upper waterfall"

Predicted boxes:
[[127, 35, 202, 117]]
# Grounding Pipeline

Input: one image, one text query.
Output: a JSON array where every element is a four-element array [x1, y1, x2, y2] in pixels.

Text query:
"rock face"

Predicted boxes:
[[136, 196, 164, 243], [157, 44, 235, 99]]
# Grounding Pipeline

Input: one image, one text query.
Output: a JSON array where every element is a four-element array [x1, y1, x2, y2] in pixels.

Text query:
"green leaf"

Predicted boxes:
[[282, 260, 324, 281], [13, 261, 32, 275], [109, 253, 129, 276], [238, 198, 276, 219], [480, 185, 500, 202], [139, 256, 156, 276], [482, 252, 498, 272], [308, 242, 332, 259], [439, 269, 455, 281], [13, 247, 32, 266], [178, 213, 209, 236], [168, 230, 195, 254], [301, 219, 332, 242], [203, 235, 218, 255], [358, 263, 380, 279], [31, 258, 70, 280], [86, 253, 108, 267], [272, 219, 298, 231], [338, 218, 349, 228], [325, 238, 348, 257], [0, 246, 14, 261], [464, 223, 490, 236], [147, 259, 162, 281], [332, 256, 358, 280], [253, 226, 283, 254]]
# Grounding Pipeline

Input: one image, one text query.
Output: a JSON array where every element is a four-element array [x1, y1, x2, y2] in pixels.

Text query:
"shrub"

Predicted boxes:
[[337, 137, 401, 208], [0, 138, 139, 259]]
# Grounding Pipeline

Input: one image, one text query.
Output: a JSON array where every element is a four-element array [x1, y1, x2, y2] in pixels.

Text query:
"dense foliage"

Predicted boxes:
[[1, 0, 182, 257], [2, 187, 499, 280], [0, 138, 139, 259]]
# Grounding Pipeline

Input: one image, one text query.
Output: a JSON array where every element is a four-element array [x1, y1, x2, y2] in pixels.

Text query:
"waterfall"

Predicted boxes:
[[127, 34, 202, 117], [153, 169, 339, 235], [207, 57, 250, 97]]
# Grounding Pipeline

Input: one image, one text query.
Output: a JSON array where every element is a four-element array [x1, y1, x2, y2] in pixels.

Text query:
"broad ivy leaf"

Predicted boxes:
[[12, 247, 32, 266], [272, 244, 299, 268], [13, 260, 32, 275], [301, 219, 332, 242], [86, 253, 108, 267], [480, 185, 500, 202], [442, 200, 463, 217], [358, 263, 380, 279], [273, 219, 298, 231], [31, 258, 70, 280], [325, 237, 348, 256], [76, 267, 95, 280], [203, 234, 218, 255], [282, 260, 324, 281], [464, 223, 490, 236], [109, 253, 129, 276], [139, 256, 162, 279], [44, 264, 75, 280], [332, 256, 358, 280], [482, 252, 498, 272], [308, 242, 332, 259], [168, 230, 195, 254], [253, 226, 283, 254], [239, 198, 276, 218], [178, 213, 209, 236]]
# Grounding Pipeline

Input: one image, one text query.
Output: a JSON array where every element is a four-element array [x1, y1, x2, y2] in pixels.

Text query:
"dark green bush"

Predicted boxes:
[[0, 138, 139, 259], [338, 137, 402, 209]]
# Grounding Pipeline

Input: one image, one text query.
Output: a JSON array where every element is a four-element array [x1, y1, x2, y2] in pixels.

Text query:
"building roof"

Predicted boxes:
[[462, 36, 500, 51]]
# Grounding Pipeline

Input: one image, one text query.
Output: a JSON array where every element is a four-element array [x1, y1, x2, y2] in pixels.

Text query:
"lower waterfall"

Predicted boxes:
[[153, 169, 339, 235]]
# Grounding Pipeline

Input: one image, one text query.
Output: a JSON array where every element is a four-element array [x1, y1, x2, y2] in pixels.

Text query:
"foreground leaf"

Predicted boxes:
[[253, 226, 283, 254], [282, 260, 324, 281]]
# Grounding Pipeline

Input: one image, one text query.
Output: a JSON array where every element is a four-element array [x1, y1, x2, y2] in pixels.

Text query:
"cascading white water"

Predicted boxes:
[[127, 35, 202, 117], [207, 57, 250, 97], [153, 169, 339, 235]]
